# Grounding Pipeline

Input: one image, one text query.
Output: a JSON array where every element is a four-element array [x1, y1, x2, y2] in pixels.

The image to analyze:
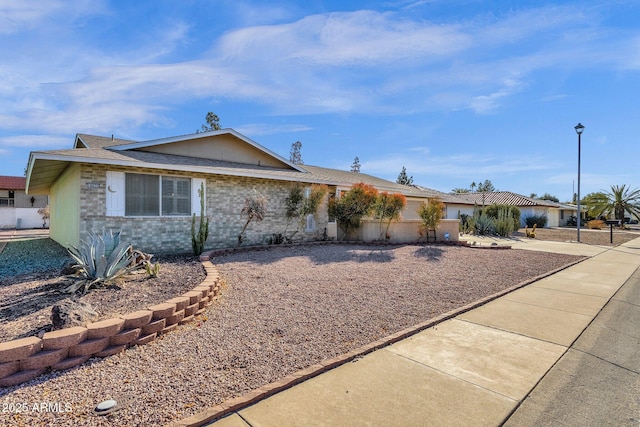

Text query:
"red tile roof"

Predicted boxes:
[[0, 176, 26, 190]]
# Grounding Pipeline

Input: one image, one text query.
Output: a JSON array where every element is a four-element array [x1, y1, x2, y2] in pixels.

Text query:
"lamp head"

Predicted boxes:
[[575, 123, 585, 135]]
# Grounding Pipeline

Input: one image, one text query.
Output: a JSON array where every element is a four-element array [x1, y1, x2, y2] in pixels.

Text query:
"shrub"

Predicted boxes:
[[587, 219, 605, 229], [417, 198, 444, 241], [65, 229, 140, 294], [238, 190, 267, 245], [484, 204, 520, 234], [375, 192, 407, 240], [459, 213, 475, 234], [329, 183, 378, 240], [283, 184, 328, 239], [524, 215, 548, 228]]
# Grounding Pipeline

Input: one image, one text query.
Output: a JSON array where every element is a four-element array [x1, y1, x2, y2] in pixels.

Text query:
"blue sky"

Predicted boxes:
[[1, 0, 639, 202]]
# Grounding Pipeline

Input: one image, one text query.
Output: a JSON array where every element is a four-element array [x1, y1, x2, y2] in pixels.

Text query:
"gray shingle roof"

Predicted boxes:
[[76, 134, 135, 148], [28, 131, 448, 200]]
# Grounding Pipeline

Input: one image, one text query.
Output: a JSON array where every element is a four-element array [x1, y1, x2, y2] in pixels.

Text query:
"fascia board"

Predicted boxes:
[[27, 153, 322, 185]]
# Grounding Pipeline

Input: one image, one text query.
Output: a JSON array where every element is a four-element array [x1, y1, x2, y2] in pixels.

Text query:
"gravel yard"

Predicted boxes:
[[0, 239, 588, 427]]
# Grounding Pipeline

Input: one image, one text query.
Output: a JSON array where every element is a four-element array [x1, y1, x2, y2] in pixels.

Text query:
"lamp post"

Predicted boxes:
[[575, 123, 585, 242]]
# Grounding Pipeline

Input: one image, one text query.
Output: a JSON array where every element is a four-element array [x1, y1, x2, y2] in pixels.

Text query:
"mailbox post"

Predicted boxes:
[[605, 219, 621, 244]]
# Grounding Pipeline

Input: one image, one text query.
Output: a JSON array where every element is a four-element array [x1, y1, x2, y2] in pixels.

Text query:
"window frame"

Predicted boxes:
[[124, 172, 192, 217]]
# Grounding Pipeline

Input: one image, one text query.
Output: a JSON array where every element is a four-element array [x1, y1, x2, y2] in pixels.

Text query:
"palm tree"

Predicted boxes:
[[589, 185, 640, 223]]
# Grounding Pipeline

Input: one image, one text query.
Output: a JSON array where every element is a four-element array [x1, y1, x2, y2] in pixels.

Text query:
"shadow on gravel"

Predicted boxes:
[[0, 279, 70, 323], [216, 244, 402, 266], [414, 246, 444, 261]]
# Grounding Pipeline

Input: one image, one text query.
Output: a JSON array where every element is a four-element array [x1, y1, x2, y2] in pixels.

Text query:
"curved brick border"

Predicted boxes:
[[0, 260, 221, 388]]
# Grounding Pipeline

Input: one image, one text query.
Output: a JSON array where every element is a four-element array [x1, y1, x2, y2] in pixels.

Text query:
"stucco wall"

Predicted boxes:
[[75, 164, 329, 254], [357, 219, 460, 243], [50, 164, 80, 247], [0, 190, 48, 229]]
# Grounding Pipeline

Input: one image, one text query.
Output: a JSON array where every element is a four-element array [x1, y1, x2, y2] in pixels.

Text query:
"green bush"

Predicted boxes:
[[483, 204, 520, 232], [524, 215, 548, 228]]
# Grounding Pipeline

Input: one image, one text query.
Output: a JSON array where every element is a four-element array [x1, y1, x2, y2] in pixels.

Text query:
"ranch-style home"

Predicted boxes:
[[26, 129, 459, 253], [452, 191, 579, 228]]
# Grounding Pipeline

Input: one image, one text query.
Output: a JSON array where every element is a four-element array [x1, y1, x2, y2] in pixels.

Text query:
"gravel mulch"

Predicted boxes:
[[514, 227, 640, 246], [0, 238, 205, 342], [0, 241, 586, 426]]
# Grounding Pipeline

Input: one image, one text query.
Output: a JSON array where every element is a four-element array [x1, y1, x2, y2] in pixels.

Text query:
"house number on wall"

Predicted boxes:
[[85, 182, 102, 189]]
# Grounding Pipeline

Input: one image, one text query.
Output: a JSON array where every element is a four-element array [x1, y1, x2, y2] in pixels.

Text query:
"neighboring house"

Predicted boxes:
[[0, 176, 48, 229], [26, 129, 458, 253], [448, 191, 578, 228]]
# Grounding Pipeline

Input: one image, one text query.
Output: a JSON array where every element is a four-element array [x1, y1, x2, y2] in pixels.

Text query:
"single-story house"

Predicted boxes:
[[447, 191, 579, 228], [0, 176, 49, 229], [26, 129, 458, 253]]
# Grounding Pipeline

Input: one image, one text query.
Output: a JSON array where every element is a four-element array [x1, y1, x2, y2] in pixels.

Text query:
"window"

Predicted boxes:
[[305, 214, 316, 232], [124, 173, 191, 216], [125, 174, 159, 216], [162, 176, 191, 216], [107, 172, 204, 217]]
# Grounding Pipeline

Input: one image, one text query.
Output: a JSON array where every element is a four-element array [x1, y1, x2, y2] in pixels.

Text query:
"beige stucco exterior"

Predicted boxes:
[[141, 134, 289, 168], [357, 218, 460, 243]]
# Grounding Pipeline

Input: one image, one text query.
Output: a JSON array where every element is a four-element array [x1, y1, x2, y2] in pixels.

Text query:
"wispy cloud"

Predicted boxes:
[[236, 123, 314, 136], [0, 134, 69, 148], [1, 3, 638, 136]]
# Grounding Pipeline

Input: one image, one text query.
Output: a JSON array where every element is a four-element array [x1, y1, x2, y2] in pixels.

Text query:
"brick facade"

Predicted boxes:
[[79, 164, 329, 253]]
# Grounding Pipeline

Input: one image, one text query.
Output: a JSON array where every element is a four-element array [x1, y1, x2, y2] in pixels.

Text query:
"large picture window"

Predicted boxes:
[[124, 173, 191, 216]]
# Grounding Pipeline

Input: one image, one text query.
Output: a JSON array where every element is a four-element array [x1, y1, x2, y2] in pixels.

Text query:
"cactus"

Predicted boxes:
[[65, 229, 138, 294], [191, 182, 209, 255]]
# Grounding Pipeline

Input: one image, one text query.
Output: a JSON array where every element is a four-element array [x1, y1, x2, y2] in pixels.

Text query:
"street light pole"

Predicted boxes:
[[575, 123, 585, 242]]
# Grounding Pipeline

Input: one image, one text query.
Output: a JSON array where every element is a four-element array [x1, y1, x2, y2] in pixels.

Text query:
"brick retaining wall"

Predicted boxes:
[[0, 260, 221, 388]]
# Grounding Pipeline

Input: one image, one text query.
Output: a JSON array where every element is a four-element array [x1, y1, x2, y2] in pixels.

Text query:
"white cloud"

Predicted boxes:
[[1, 3, 639, 137], [0, 134, 69, 148], [236, 123, 314, 136]]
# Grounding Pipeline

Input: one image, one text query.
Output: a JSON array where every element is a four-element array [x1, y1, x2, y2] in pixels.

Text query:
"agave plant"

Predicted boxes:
[[65, 229, 138, 294], [474, 213, 496, 236]]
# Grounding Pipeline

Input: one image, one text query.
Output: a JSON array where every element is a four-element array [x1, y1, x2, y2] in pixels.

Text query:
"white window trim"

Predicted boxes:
[[106, 171, 205, 218]]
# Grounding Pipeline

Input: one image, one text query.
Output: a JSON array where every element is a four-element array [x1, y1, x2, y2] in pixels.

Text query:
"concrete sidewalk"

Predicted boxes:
[[175, 237, 640, 427]]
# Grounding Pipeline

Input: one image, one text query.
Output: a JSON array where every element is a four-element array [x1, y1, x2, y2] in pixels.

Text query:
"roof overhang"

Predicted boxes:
[[26, 152, 328, 195]]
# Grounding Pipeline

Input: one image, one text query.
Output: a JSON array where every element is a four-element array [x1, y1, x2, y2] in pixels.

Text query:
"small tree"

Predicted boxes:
[[284, 184, 304, 234], [396, 166, 414, 186], [290, 141, 303, 165], [37, 205, 50, 228], [238, 190, 267, 245], [417, 198, 444, 242], [200, 112, 221, 132], [476, 179, 496, 192], [328, 183, 378, 240], [374, 192, 406, 240], [191, 182, 209, 256], [351, 157, 361, 173]]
